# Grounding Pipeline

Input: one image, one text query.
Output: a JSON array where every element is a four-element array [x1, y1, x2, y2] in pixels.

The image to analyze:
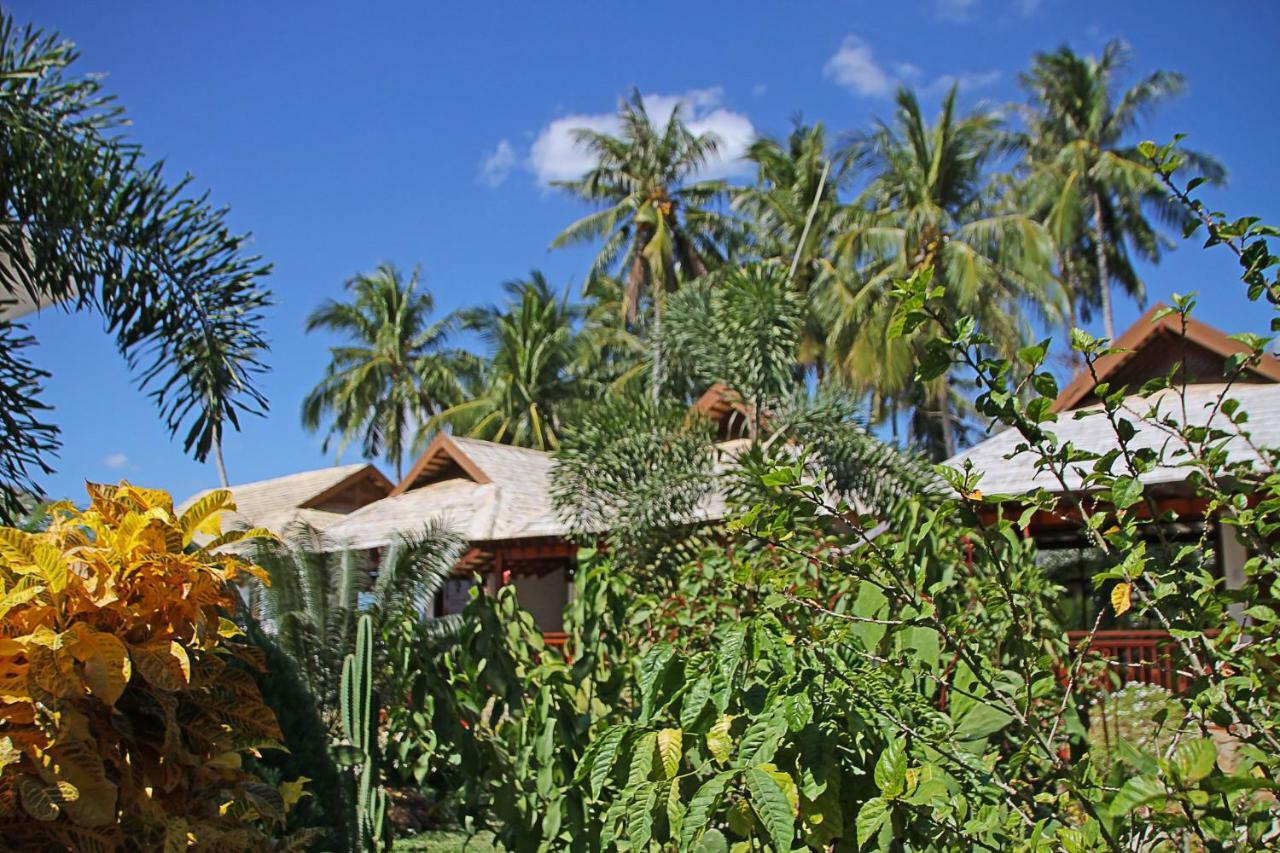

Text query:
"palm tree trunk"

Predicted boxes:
[[1092, 191, 1115, 341], [938, 378, 956, 460], [651, 294, 663, 402], [214, 437, 229, 488]]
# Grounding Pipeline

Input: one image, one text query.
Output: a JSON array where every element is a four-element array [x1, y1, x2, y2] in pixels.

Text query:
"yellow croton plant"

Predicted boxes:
[[0, 482, 312, 851]]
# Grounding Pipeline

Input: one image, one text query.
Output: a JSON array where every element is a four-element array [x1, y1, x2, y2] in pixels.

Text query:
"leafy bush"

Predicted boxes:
[[0, 483, 310, 849]]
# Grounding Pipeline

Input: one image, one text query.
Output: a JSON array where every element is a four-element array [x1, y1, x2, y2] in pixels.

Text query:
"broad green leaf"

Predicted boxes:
[[590, 725, 629, 799], [628, 783, 657, 850], [681, 675, 713, 730], [1110, 774, 1165, 814], [873, 739, 907, 799], [1169, 738, 1218, 784], [955, 702, 1013, 742], [680, 771, 735, 849], [736, 709, 786, 767], [627, 731, 657, 786], [745, 768, 794, 853], [856, 796, 890, 849]]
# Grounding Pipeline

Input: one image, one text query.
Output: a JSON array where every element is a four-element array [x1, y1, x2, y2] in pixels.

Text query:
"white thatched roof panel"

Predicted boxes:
[[177, 463, 378, 534], [324, 438, 570, 549], [946, 383, 1280, 496]]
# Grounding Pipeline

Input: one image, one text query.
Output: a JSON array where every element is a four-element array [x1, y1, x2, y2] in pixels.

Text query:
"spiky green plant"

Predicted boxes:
[[340, 614, 388, 851]]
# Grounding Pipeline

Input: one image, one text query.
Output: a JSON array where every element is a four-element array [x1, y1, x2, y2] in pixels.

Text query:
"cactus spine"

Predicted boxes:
[[341, 613, 386, 851]]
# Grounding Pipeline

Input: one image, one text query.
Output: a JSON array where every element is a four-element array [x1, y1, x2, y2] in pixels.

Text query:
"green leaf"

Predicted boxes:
[[681, 675, 713, 730], [745, 768, 795, 853], [856, 796, 890, 850], [955, 702, 1013, 741], [1110, 774, 1165, 814], [628, 783, 657, 850], [695, 828, 729, 853], [873, 739, 908, 799], [590, 726, 629, 799], [1111, 476, 1143, 510], [736, 709, 786, 767], [681, 771, 736, 849], [627, 731, 657, 786], [1169, 738, 1218, 784], [637, 647, 677, 722]]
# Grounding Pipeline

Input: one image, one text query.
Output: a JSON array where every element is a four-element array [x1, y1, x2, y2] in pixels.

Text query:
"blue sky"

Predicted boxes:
[[11, 1, 1280, 503]]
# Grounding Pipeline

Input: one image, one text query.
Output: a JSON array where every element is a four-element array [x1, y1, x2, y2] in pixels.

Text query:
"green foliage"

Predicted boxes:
[[302, 263, 475, 479], [0, 14, 275, 517], [435, 273, 585, 450], [342, 614, 389, 851]]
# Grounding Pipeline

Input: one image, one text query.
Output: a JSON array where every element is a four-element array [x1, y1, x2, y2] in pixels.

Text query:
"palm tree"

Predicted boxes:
[[432, 272, 582, 450], [733, 123, 852, 370], [825, 86, 1059, 459], [0, 14, 272, 517], [550, 89, 734, 395], [302, 264, 472, 480], [248, 523, 464, 732], [1018, 41, 1224, 340]]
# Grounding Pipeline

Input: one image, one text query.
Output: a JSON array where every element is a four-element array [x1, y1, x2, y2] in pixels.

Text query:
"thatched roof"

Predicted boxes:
[[948, 383, 1280, 496], [323, 435, 568, 550], [178, 463, 392, 535]]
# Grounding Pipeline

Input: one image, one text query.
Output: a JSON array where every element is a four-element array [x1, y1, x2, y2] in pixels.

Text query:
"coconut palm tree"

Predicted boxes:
[[302, 264, 473, 479], [824, 85, 1059, 459], [733, 123, 853, 371], [431, 272, 582, 450], [1018, 40, 1224, 340], [550, 89, 734, 395]]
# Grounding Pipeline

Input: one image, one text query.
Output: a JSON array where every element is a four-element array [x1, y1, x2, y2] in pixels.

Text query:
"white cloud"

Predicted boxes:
[[823, 35, 894, 97], [479, 139, 516, 188], [825, 34, 1001, 100], [527, 88, 755, 186], [103, 452, 130, 470], [751, 83, 767, 97]]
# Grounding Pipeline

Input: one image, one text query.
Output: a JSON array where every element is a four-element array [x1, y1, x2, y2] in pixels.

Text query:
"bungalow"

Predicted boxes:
[[946, 304, 1280, 687], [184, 387, 747, 642]]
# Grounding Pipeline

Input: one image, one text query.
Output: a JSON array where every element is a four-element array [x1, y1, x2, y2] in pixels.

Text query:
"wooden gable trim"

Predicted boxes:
[[391, 432, 492, 496], [1051, 303, 1280, 414], [298, 464, 393, 510]]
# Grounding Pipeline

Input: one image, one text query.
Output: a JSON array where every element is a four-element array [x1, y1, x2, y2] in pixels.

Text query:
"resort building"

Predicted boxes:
[[946, 304, 1280, 687]]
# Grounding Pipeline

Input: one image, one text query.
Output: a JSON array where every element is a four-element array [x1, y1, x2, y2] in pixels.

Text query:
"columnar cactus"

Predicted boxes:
[[341, 613, 386, 851]]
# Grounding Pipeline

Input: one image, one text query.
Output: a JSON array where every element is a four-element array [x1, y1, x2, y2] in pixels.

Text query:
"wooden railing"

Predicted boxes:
[[543, 631, 567, 650], [1067, 629, 1188, 692]]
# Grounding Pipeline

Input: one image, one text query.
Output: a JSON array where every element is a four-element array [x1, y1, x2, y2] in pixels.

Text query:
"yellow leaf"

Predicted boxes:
[[70, 630, 132, 706], [279, 777, 310, 812], [177, 490, 236, 544], [32, 543, 68, 595], [656, 728, 682, 779], [0, 585, 45, 620], [706, 714, 735, 765], [963, 489, 984, 501], [0, 737, 20, 773], [1111, 582, 1132, 617]]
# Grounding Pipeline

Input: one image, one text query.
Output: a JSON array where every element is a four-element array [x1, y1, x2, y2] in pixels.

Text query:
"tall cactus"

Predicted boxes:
[[340, 613, 387, 851]]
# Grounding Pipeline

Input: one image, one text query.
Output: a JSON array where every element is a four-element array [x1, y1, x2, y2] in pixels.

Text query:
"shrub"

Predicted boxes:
[[0, 482, 311, 850]]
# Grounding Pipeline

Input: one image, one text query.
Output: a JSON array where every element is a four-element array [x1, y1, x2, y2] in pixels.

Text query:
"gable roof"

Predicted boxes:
[[1051, 303, 1280, 413], [177, 463, 392, 534], [324, 436, 564, 550], [949, 382, 1280, 496]]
